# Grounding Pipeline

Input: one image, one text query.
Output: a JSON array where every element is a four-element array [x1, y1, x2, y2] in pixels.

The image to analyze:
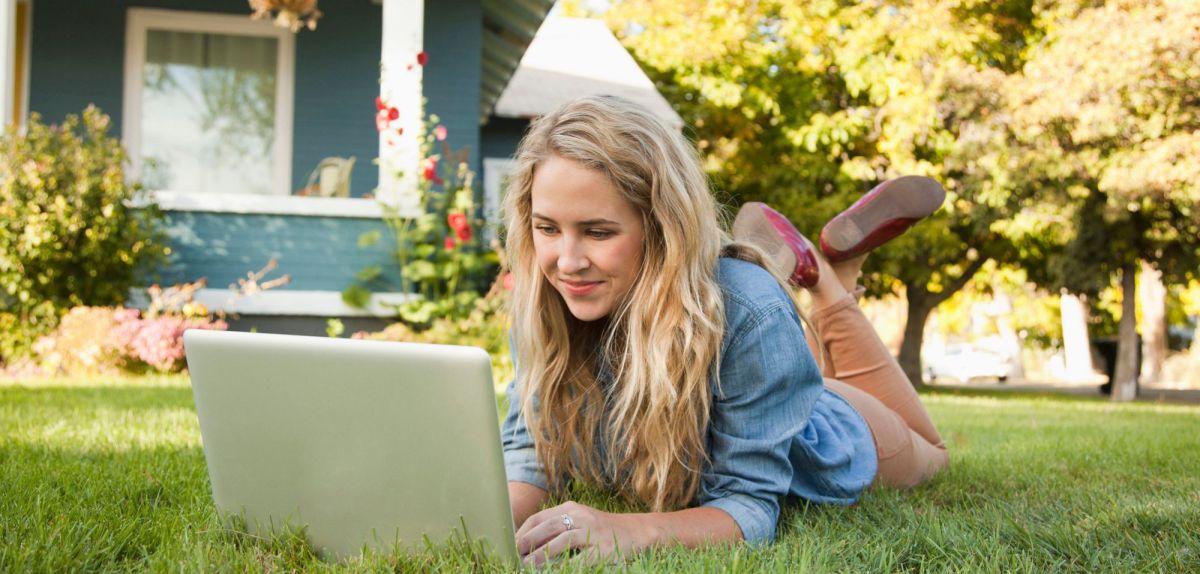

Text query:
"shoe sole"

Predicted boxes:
[[732, 203, 797, 282], [821, 176, 946, 256]]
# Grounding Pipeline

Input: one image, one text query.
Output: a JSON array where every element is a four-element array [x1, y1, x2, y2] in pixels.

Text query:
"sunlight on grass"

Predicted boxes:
[[2, 375, 1198, 572]]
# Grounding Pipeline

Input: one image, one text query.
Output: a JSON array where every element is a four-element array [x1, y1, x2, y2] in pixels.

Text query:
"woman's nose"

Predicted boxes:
[[557, 236, 590, 274]]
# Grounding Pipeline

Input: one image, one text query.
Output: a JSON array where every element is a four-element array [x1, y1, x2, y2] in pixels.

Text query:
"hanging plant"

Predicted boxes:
[[248, 0, 322, 32]]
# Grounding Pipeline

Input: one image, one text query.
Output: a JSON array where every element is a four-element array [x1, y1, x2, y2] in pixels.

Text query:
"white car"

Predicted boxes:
[[923, 344, 1016, 383]]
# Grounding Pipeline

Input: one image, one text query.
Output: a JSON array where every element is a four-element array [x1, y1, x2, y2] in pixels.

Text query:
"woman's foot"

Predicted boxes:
[[819, 176, 946, 262], [732, 202, 820, 288]]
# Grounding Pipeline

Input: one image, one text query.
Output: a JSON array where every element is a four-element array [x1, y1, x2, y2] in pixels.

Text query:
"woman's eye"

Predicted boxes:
[[535, 225, 557, 235], [587, 229, 613, 239]]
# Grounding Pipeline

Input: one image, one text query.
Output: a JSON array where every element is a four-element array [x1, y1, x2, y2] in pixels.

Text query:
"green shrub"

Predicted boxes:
[[0, 106, 167, 361], [353, 278, 513, 387]]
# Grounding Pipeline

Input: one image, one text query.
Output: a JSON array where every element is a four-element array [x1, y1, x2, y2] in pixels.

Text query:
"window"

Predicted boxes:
[[482, 157, 517, 241], [123, 9, 294, 196]]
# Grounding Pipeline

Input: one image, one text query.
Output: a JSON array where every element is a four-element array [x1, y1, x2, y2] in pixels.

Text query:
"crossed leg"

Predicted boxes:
[[803, 251, 948, 489]]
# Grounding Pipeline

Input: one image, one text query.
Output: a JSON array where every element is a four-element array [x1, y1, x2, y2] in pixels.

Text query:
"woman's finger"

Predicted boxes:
[[515, 501, 582, 541], [515, 500, 571, 538], [523, 529, 584, 567], [516, 505, 578, 555]]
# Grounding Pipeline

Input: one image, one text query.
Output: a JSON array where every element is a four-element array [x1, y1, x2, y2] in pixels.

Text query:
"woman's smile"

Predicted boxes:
[[559, 278, 602, 296]]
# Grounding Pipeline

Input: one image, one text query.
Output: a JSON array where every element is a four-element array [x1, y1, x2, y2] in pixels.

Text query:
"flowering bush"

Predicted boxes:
[[0, 106, 167, 364], [26, 278, 230, 376], [113, 312, 227, 372], [344, 51, 499, 327], [354, 271, 513, 386], [30, 306, 127, 376], [27, 305, 227, 375]]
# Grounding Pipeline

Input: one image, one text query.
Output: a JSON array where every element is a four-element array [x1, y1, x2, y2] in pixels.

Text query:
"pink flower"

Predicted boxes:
[[376, 110, 390, 132], [375, 96, 386, 111], [433, 124, 448, 141], [444, 236, 456, 250]]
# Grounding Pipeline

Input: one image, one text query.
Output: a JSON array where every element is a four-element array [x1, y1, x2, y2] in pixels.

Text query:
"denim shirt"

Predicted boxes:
[[501, 257, 877, 544]]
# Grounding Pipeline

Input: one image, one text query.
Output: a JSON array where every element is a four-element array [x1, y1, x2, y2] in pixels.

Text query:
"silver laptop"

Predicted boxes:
[[183, 329, 518, 564]]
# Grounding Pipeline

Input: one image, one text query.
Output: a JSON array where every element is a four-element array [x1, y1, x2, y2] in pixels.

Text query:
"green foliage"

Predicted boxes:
[[354, 284, 513, 387], [609, 0, 1042, 381], [1003, 0, 1200, 294], [325, 318, 345, 339], [344, 121, 499, 327], [0, 106, 167, 361]]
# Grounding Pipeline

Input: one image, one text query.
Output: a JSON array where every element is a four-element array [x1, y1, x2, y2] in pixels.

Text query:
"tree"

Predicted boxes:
[[609, 0, 1036, 384], [1003, 0, 1200, 401]]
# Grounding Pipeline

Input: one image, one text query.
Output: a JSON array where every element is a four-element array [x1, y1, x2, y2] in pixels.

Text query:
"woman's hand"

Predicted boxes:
[[516, 500, 653, 566]]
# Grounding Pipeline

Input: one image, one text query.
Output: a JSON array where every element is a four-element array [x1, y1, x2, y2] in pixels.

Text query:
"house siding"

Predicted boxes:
[[423, 0, 482, 177], [29, 0, 383, 197], [27, 0, 488, 298], [481, 116, 529, 162], [157, 212, 401, 293]]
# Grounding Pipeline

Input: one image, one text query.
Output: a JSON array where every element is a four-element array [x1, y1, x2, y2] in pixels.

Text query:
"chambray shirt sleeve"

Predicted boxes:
[[699, 300, 825, 545], [500, 347, 549, 490]]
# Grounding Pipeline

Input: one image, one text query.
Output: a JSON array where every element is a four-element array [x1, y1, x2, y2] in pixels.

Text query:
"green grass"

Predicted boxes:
[[2, 376, 1198, 573]]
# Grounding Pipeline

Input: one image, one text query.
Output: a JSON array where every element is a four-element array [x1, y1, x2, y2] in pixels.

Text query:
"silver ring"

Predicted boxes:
[[560, 513, 575, 531]]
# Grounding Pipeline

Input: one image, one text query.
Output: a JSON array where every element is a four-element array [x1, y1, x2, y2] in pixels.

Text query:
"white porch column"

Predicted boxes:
[[378, 0, 424, 215], [0, 0, 16, 128]]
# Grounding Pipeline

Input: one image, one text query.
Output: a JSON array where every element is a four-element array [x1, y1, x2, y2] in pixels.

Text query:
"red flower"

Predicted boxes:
[[502, 272, 515, 291], [375, 96, 386, 111], [388, 107, 399, 121], [422, 156, 444, 185], [447, 212, 472, 242], [444, 236, 456, 250], [434, 124, 448, 141], [417, 51, 428, 66]]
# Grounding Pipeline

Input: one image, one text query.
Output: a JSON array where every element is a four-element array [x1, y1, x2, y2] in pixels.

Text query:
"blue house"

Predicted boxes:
[[0, 1, 678, 335]]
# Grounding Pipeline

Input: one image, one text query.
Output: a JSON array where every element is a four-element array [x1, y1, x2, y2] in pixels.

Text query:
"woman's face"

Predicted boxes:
[[530, 155, 646, 322]]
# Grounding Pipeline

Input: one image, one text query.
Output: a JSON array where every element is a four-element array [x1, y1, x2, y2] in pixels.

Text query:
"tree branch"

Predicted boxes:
[[929, 256, 990, 307]]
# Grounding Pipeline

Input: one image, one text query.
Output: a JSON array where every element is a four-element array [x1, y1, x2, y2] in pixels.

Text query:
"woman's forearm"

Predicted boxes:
[[508, 481, 549, 529], [629, 506, 743, 550]]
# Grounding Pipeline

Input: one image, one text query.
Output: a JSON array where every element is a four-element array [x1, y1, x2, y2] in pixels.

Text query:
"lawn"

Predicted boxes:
[[1, 375, 1198, 573]]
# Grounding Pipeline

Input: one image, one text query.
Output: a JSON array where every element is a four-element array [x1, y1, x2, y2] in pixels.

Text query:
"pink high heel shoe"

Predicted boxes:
[[819, 176, 946, 262], [732, 202, 820, 288]]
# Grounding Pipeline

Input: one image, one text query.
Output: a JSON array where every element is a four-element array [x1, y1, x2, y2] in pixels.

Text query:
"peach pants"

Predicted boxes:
[[806, 294, 948, 489]]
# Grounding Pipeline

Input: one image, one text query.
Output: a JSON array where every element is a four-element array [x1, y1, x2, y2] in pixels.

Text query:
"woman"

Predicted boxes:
[[500, 95, 948, 565]]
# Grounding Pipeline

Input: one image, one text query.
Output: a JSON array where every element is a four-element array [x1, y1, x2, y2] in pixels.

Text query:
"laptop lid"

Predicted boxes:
[[184, 329, 518, 564]]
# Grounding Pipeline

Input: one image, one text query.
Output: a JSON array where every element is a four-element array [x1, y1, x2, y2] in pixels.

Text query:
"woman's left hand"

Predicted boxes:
[[516, 500, 653, 566]]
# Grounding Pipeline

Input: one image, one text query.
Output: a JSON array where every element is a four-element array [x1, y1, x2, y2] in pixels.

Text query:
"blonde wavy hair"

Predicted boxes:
[[502, 95, 791, 511]]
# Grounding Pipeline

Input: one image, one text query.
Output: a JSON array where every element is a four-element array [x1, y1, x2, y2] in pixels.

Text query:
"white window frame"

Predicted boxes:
[[482, 157, 517, 241], [122, 8, 296, 200]]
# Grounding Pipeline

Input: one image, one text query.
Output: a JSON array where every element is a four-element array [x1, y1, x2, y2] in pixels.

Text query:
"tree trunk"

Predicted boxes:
[[1112, 263, 1139, 402], [1138, 261, 1167, 384], [896, 257, 989, 388], [1060, 291, 1094, 381], [898, 288, 937, 387]]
